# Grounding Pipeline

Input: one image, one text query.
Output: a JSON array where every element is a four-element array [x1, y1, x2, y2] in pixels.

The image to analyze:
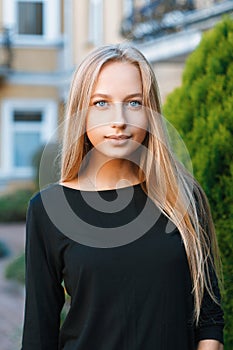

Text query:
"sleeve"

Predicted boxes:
[[192, 184, 224, 345], [195, 260, 224, 345], [21, 198, 65, 350]]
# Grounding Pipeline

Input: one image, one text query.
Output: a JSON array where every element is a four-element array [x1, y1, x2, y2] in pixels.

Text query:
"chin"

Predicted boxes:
[[94, 145, 143, 161]]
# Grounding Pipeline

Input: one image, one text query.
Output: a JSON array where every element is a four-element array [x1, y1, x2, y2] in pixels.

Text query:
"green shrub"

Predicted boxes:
[[163, 17, 233, 349], [0, 188, 34, 222], [33, 143, 61, 191], [5, 253, 25, 284], [0, 143, 60, 223], [0, 240, 10, 258]]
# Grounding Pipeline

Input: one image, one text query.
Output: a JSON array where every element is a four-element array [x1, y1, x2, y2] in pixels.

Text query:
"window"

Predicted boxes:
[[13, 111, 43, 168], [17, 1, 43, 35], [14, 111, 42, 122], [2, 0, 60, 42], [1, 100, 57, 178]]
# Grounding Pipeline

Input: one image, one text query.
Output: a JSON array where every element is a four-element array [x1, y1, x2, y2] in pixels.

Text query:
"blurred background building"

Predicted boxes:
[[0, 0, 232, 193]]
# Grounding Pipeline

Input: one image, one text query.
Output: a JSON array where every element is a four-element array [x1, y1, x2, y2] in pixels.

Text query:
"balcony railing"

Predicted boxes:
[[121, 0, 233, 42]]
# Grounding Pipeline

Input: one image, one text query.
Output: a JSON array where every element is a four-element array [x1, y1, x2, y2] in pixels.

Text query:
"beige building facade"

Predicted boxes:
[[0, 0, 130, 192], [2, 0, 222, 192]]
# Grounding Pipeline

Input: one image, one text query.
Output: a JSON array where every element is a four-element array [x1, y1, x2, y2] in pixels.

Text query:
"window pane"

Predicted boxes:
[[18, 2, 43, 35], [14, 132, 41, 167], [14, 111, 42, 122]]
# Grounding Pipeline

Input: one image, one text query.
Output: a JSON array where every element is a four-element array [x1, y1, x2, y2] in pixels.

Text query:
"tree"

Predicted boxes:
[[163, 17, 233, 349]]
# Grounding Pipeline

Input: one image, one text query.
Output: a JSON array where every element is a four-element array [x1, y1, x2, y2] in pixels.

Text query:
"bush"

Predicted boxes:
[[163, 17, 233, 349], [33, 143, 61, 191], [0, 188, 34, 222], [5, 253, 25, 284], [0, 142, 60, 223], [0, 240, 10, 258]]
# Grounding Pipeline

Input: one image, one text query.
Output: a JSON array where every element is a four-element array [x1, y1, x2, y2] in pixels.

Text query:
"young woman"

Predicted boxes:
[[21, 44, 224, 350]]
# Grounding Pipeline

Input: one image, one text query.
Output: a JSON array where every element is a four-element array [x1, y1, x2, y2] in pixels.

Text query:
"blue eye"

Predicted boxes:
[[94, 100, 107, 107], [129, 100, 142, 107]]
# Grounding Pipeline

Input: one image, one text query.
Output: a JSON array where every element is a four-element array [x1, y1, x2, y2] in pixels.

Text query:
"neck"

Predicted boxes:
[[82, 151, 142, 190]]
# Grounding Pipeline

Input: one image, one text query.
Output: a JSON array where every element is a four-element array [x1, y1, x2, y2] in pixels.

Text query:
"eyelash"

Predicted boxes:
[[128, 100, 142, 107], [94, 100, 108, 107], [93, 100, 142, 108]]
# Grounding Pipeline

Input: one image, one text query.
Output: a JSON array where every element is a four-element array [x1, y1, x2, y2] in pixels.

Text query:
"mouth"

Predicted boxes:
[[105, 134, 131, 140]]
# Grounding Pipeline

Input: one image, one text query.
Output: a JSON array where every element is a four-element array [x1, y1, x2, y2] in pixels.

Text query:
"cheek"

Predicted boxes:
[[86, 113, 108, 148], [126, 107, 148, 127], [130, 113, 148, 140], [86, 111, 98, 132], [86, 111, 101, 142], [86, 108, 111, 131], [86, 127, 102, 146]]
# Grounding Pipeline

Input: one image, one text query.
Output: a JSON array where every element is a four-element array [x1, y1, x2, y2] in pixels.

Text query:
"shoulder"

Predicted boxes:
[[27, 183, 71, 240], [30, 183, 61, 203], [28, 183, 63, 218], [28, 182, 82, 232], [26, 184, 71, 252]]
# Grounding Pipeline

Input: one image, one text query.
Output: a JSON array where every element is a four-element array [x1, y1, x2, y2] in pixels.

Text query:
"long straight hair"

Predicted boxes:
[[61, 43, 222, 324]]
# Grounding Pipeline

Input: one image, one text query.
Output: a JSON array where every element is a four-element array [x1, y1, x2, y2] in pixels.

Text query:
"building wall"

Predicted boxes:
[[0, 0, 127, 193], [12, 47, 60, 72], [0, 0, 187, 194], [103, 0, 125, 45], [153, 61, 185, 104], [71, 0, 125, 66], [0, 0, 62, 192], [0, 85, 58, 100]]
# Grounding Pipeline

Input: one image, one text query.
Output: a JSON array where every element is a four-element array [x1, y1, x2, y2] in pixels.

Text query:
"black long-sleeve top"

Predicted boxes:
[[21, 183, 224, 350]]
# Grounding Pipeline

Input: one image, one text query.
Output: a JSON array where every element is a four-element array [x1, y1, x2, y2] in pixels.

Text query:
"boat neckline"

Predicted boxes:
[[56, 182, 144, 193]]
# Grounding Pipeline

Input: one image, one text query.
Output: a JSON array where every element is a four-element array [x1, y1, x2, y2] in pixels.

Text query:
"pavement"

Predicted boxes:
[[0, 223, 26, 350]]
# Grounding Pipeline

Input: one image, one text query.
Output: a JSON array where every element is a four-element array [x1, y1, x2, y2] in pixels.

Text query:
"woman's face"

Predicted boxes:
[[86, 61, 148, 160]]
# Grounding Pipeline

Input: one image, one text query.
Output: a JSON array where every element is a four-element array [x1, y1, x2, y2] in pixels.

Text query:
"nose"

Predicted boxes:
[[111, 103, 126, 128]]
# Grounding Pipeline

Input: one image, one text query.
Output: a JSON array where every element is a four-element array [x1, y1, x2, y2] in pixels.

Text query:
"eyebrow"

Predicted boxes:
[[91, 93, 143, 99]]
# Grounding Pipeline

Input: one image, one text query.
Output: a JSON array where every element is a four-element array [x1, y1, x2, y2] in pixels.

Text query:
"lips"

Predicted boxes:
[[105, 134, 131, 140]]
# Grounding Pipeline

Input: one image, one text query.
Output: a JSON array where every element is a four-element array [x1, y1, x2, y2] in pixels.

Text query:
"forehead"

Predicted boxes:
[[92, 61, 142, 94]]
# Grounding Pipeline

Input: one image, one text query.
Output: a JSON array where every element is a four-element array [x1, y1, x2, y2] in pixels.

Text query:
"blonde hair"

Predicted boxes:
[[61, 43, 222, 324]]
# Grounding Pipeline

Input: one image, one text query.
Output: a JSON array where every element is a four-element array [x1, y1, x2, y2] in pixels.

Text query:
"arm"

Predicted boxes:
[[21, 198, 65, 349], [194, 186, 224, 348], [194, 263, 224, 349], [197, 339, 224, 350]]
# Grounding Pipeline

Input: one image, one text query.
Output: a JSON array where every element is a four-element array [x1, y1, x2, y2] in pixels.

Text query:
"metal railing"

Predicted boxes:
[[121, 0, 233, 41]]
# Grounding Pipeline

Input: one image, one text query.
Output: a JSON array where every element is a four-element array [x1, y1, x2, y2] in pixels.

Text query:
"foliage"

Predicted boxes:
[[0, 240, 10, 258], [33, 142, 61, 191], [0, 188, 35, 222], [163, 17, 233, 349], [0, 142, 59, 223], [5, 253, 25, 284]]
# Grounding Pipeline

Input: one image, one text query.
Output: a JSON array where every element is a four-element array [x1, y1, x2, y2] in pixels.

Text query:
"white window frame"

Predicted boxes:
[[2, 0, 60, 45], [88, 0, 103, 46], [0, 99, 57, 178]]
